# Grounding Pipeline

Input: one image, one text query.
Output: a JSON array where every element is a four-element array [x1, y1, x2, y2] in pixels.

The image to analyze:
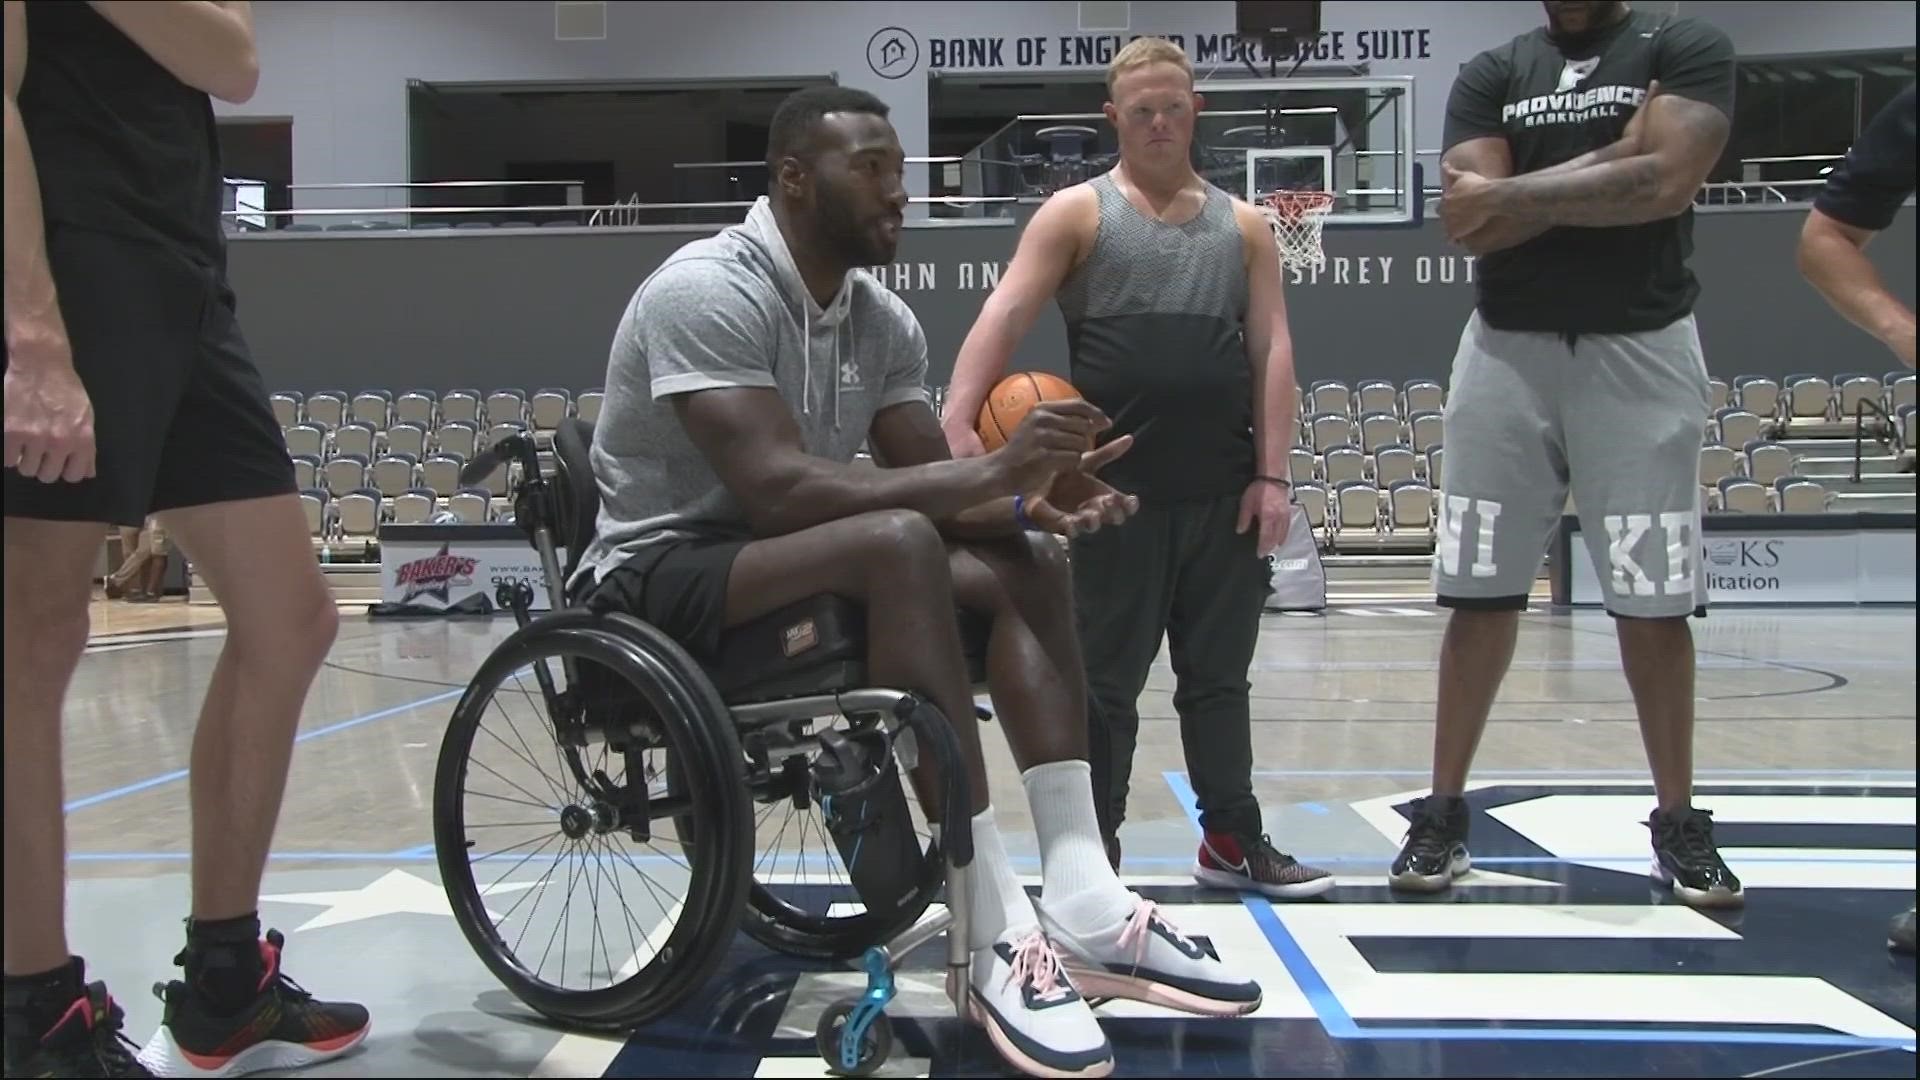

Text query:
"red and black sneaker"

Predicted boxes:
[[133, 930, 369, 1077], [1192, 831, 1334, 899], [3, 981, 153, 1078]]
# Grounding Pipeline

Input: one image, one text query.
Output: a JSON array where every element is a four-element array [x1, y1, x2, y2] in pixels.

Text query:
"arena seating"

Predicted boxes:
[[270, 373, 1915, 559]]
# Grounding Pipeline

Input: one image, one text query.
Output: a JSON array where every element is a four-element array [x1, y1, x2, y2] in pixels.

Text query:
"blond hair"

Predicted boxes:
[[1106, 36, 1193, 97]]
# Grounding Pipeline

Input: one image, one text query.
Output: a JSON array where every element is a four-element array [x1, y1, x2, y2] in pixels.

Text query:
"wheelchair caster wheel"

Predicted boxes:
[[816, 995, 893, 1077]]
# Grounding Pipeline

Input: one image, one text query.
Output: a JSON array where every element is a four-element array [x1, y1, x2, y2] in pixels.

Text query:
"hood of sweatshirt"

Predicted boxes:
[[737, 196, 857, 427]]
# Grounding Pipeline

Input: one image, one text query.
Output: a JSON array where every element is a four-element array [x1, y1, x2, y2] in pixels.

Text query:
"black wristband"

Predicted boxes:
[[1255, 474, 1291, 486]]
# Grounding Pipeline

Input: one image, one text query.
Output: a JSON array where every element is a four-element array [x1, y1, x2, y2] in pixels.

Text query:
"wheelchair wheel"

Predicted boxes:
[[434, 611, 754, 1030], [736, 713, 948, 961]]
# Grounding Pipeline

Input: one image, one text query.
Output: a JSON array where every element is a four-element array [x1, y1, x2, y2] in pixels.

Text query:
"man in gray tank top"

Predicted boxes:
[[941, 38, 1334, 901]]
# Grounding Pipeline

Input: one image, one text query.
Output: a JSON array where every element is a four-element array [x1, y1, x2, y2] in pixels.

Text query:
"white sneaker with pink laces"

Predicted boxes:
[[1037, 895, 1263, 1017], [954, 927, 1113, 1079]]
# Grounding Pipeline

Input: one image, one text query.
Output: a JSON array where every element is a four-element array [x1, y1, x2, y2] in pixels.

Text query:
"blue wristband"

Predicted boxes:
[[1013, 494, 1037, 531]]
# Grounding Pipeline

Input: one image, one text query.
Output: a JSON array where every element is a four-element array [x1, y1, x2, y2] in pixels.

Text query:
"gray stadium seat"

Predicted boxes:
[[1294, 480, 1329, 536], [322, 454, 368, 498], [1772, 476, 1831, 514], [305, 391, 347, 430], [1425, 444, 1444, 488], [1742, 438, 1796, 485], [1388, 478, 1434, 532], [283, 423, 326, 460], [371, 453, 418, 498], [1717, 475, 1769, 514], [1713, 407, 1764, 449], [449, 487, 492, 523], [1707, 378, 1730, 412], [332, 421, 378, 462], [436, 420, 479, 461], [1309, 412, 1356, 452], [1733, 376, 1780, 423], [1321, 443, 1366, 486], [394, 391, 437, 428], [1309, 380, 1351, 418], [1289, 444, 1317, 484], [440, 390, 483, 427], [1407, 410, 1443, 454], [421, 453, 464, 496], [1359, 411, 1403, 454], [1782, 373, 1834, 421], [390, 488, 438, 525], [291, 454, 321, 493], [336, 488, 384, 538], [1402, 379, 1445, 416], [1698, 443, 1739, 487], [1355, 379, 1397, 418], [298, 488, 329, 538], [1373, 444, 1418, 487], [385, 422, 428, 461], [1332, 479, 1383, 550], [576, 390, 605, 424], [350, 390, 392, 430], [1835, 374, 1881, 419], [269, 392, 302, 428], [486, 389, 528, 426], [531, 389, 572, 431], [1887, 373, 1915, 413]]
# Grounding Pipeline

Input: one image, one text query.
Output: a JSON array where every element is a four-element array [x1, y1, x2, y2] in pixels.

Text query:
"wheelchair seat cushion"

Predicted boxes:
[[712, 594, 993, 704]]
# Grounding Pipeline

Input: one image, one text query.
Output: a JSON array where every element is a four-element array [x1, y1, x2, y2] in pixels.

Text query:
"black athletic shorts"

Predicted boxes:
[[2, 226, 296, 528], [579, 538, 749, 661]]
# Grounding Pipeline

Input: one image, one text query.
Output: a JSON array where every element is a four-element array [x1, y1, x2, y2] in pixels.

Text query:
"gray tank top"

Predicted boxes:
[[1056, 172, 1255, 502]]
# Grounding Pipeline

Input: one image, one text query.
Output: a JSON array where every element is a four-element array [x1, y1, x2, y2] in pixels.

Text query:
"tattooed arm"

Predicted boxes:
[[1446, 113, 1653, 255], [1479, 91, 1729, 226]]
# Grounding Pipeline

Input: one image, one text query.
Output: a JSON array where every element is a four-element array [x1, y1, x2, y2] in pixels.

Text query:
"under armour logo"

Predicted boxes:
[[1557, 57, 1600, 92]]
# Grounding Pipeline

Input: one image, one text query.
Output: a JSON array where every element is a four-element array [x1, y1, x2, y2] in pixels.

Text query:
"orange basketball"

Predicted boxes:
[[976, 372, 1087, 452]]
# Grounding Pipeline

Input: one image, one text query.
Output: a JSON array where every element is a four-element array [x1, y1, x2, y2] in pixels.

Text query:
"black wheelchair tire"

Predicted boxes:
[[434, 611, 755, 1030]]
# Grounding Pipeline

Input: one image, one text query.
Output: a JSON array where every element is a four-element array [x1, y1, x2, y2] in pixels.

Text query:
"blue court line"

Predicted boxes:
[[62, 685, 467, 813], [1161, 770, 1919, 1051]]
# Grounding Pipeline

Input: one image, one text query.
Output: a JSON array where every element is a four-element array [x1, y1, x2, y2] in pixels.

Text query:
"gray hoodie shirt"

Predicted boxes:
[[570, 196, 929, 593]]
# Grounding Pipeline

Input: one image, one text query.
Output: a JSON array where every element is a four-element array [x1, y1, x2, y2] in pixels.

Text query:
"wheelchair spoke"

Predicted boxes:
[[465, 789, 554, 813], [483, 689, 570, 807]]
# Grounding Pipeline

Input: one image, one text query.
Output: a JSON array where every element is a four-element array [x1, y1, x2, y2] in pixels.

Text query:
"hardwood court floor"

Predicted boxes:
[[61, 597, 1917, 1077]]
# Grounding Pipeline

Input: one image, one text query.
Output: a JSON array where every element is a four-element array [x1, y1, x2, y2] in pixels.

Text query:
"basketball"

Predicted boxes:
[[976, 372, 1088, 452]]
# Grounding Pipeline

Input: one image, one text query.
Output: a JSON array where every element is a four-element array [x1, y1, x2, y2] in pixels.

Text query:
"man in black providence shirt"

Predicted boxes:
[[1389, 2, 1745, 909], [4, 3, 366, 1075], [1796, 82, 1916, 955]]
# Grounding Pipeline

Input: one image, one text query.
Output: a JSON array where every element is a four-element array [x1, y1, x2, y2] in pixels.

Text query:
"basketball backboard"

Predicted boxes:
[[1189, 75, 1419, 227]]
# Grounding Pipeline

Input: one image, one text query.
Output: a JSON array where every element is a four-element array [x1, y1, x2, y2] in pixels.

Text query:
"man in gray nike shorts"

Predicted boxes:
[[1385, 3, 1748, 911], [1437, 312, 1710, 617]]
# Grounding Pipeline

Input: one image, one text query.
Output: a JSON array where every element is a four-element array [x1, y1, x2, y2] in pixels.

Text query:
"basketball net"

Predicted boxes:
[[1260, 191, 1333, 271]]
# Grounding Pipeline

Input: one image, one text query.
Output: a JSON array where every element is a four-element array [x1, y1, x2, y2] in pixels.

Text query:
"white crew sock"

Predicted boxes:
[[967, 806, 1039, 951], [1022, 760, 1137, 934]]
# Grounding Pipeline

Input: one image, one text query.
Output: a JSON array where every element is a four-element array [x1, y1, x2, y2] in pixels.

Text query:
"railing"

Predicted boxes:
[[1852, 398, 1895, 483], [220, 194, 1026, 232]]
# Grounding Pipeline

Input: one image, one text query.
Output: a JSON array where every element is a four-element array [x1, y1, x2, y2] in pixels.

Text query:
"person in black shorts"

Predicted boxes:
[[1795, 81, 1916, 954], [3, 3, 368, 1076], [1397, 1, 1745, 908], [569, 85, 1265, 1078]]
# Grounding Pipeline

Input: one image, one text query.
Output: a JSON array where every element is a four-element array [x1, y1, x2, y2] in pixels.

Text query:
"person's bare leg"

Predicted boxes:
[[946, 533, 1087, 767], [3, 519, 108, 979], [1431, 608, 1522, 797], [1615, 615, 1695, 815], [156, 494, 338, 922]]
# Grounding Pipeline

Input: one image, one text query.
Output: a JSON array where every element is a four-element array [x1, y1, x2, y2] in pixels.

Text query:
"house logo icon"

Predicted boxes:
[[866, 26, 919, 79]]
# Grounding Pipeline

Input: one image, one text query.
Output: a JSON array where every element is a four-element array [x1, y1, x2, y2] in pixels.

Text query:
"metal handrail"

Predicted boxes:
[[1851, 398, 1895, 483], [222, 194, 1024, 223]]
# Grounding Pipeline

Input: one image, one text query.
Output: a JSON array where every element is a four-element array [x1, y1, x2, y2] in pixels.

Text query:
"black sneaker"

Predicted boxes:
[[1387, 795, 1471, 893], [134, 929, 370, 1077], [1649, 808, 1745, 909], [3, 981, 153, 1078], [1889, 907, 1916, 955]]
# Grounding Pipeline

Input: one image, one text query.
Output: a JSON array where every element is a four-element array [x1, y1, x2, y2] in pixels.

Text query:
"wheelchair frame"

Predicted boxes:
[[432, 426, 978, 1076]]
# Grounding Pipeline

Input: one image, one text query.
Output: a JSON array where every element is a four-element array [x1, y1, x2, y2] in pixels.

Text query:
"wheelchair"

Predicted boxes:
[[431, 419, 987, 1076]]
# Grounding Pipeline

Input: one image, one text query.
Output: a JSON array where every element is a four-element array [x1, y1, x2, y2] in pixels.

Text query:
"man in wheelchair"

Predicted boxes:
[[567, 86, 1264, 1076]]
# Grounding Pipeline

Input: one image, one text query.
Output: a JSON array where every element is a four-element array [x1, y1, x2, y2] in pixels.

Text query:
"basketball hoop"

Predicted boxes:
[[1260, 191, 1333, 271]]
